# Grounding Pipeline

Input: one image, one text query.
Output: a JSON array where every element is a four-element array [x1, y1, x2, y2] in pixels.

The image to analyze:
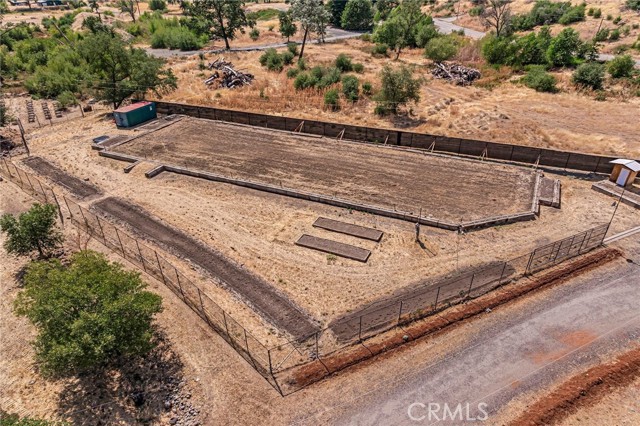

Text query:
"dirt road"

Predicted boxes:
[[296, 236, 640, 425]]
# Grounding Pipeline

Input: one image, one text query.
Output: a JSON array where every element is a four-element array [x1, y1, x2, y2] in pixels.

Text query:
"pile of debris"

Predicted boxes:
[[432, 62, 481, 86], [204, 57, 254, 89]]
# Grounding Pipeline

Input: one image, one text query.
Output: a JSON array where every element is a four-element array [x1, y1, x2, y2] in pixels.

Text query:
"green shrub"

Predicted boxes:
[[259, 48, 284, 71], [317, 67, 342, 89], [572, 62, 605, 90], [342, 75, 360, 101], [593, 8, 601, 18], [594, 28, 610, 42], [607, 55, 635, 78], [293, 72, 312, 90], [424, 36, 458, 62], [286, 67, 299, 78], [297, 57, 307, 70], [469, 6, 484, 17], [628, 0, 640, 11], [558, 4, 585, 25], [587, 7, 594, 16], [372, 43, 388, 56], [353, 62, 364, 73], [287, 42, 298, 55], [249, 27, 260, 41], [609, 29, 620, 41], [324, 88, 340, 110], [613, 16, 621, 25], [282, 51, 295, 65], [247, 8, 280, 21], [148, 0, 167, 11], [335, 53, 353, 72], [56, 91, 78, 108], [521, 66, 557, 93], [362, 81, 372, 95], [606, 14, 613, 21], [341, 0, 374, 31], [150, 26, 203, 50]]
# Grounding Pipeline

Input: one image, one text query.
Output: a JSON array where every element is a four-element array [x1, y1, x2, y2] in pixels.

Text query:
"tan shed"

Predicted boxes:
[[609, 159, 640, 187]]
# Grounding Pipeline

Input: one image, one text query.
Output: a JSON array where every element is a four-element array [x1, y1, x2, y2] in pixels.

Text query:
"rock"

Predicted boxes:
[[164, 400, 173, 410]]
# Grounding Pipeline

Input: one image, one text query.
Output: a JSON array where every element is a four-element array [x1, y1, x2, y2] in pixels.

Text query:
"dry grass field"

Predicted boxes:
[[162, 36, 640, 159]]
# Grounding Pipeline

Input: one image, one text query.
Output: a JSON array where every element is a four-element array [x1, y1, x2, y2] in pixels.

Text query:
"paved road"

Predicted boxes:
[[147, 17, 639, 67], [145, 27, 365, 58], [295, 236, 640, 425]]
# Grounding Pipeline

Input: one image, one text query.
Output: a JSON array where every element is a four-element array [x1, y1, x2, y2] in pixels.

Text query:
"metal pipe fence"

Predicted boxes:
[[0, 157, 610, 396]]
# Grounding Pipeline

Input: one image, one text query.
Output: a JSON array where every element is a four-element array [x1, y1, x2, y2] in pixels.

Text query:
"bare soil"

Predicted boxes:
[[113, 117, 539, 224], [23, 156, 99, 199], [509, 345, 640, 426], [93, 196, 319, 339]]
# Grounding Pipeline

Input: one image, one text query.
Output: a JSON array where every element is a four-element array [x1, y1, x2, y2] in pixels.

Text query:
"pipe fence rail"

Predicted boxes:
[[0, 157, 610, 396], [144, 100, 634, 175]]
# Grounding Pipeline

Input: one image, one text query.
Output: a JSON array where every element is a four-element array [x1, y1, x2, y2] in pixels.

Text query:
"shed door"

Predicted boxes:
[[616, 168, 630, 186]]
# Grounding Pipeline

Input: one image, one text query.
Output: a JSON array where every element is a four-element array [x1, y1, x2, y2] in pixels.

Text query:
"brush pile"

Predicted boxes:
[[204, 57, 254, 89], [432, 62, 481, 86]]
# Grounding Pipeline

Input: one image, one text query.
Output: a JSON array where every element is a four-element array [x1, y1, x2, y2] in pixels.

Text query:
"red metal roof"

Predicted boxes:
[[114, 101, 153, 113]]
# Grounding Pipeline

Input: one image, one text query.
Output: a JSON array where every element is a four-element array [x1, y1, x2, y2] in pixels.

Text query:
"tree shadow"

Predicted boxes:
[[56, 331, 187, 425], [389, 113, 427, 129]]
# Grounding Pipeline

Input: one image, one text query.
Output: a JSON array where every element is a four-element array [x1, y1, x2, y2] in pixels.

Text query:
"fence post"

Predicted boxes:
[[78, 205, 92, 234], [62, 196, 73, 222], [243, 329, 258, 369], [94, 215, 105, 241], [36, 179, 48, 203], [154, 251, 167, 285], [114, 227, 126, 257], [498, 261, 508, 284], [175, 267, 185, 299], [525, 249, 536, 275], [2, 158, 12, 177], [268, 349, 273, 375], [397, 300, 403, 324], [134, 239, 146, 271], [50, 191, 64, 225], [433, 286, 441, 310], [467, 273, 475, 297], [12, 164, 23, 187], [197, 288, 212, 326], [24, 171, 36, 193]]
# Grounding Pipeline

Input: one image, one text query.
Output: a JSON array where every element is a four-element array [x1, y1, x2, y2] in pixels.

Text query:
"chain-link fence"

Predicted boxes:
[[0, 158, 610, 396]]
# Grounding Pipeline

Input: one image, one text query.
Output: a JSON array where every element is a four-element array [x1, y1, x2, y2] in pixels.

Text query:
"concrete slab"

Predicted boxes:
[[295, 234, 371, 262], [313, 217, 383, 241]]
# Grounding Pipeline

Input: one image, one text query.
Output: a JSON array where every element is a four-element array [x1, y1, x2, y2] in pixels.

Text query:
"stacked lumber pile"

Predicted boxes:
[[204, 57, 254, 89], [432, 62, 481, 86]]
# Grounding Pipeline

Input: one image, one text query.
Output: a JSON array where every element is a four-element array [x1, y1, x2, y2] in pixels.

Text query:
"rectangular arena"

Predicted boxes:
[[111, 117, 540, 228]]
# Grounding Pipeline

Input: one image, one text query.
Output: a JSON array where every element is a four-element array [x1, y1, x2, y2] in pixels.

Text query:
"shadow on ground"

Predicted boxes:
[[55, 331, 194, 425]]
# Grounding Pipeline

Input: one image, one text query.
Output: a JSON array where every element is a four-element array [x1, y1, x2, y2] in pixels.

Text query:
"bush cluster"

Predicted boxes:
[[259, 48, 295, 72], [511, 1, 585, 31], [521, 66, 557, 93]]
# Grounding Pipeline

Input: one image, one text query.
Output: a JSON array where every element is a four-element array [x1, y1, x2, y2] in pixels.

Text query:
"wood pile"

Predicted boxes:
[[432, 62, 481, 86], [204, 57, 254, 89]]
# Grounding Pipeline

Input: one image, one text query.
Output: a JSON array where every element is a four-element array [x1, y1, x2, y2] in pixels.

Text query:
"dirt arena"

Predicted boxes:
[[112, 117, 539, 225]]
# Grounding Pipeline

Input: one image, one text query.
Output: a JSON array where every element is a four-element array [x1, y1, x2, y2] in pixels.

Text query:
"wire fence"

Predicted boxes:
[[0, 157, 610, 396]]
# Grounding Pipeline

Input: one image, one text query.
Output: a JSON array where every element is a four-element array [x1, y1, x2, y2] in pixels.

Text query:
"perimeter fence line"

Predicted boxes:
[[144, 99, 635, 175], [0, 157, 610, 396]]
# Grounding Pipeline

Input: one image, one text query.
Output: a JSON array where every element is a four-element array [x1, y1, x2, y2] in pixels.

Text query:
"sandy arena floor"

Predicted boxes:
[[112, 117, 539, 225]]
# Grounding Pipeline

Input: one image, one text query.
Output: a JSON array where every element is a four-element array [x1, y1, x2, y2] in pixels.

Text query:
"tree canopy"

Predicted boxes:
[[290, 0, 331, 58], [341, 0, 374, 31], [187, 0, 253, 50], [278, 11, 297, 42], [0, 203, 62, 258], [375, 64, 422, 114], [79, 31, 177, 109], [14, 251, 163, 376], [372, 0, 437, 59]]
